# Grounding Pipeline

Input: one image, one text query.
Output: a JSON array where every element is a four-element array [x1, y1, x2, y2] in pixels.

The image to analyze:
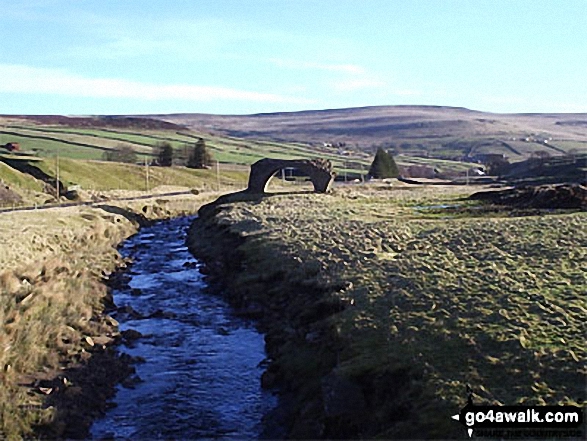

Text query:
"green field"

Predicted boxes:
[[0, 132, 106, 160], [0, 155, 253, 207]]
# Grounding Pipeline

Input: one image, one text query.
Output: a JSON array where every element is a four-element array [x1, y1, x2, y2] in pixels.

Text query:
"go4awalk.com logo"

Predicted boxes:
[[451, 389, 584, 438]]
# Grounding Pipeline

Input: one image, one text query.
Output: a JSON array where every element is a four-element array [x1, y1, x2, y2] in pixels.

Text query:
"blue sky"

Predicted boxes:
[[0, 0, 585, 115]]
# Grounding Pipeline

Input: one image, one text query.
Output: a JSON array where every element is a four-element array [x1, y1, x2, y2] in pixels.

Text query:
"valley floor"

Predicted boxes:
[[1, 181, 584, 439], [189, 183, 586, 438]]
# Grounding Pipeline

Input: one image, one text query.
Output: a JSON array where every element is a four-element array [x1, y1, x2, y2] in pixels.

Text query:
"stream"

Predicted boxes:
[[90, 216, 277, 440]]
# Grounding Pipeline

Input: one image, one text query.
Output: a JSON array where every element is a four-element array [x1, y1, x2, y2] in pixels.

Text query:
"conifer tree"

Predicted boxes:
[[187, 138, 213, 169], [368, 147, 399, 178], [154, 142, 173, 166]]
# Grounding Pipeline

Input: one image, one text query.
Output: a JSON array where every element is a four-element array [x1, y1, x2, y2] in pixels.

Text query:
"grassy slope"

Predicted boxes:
[[34, 157, 249, 192], [0, 193, 219, 439], [1, 120, 359, 165], [0, 156, 250, 207], [0, 161, 44, 192], [0, 117, 472, 176], [0, 205, 139, 438], [199, 186, 586, 437], [0, 132, 106, 160]]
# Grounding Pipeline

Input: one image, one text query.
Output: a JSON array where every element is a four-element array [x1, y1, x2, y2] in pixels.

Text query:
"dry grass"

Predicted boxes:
[[0, 191, 215, 439], [203, 183, 586, 436]]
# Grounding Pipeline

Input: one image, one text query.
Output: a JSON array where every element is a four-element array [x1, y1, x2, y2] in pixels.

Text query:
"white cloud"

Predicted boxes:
[[268, 58, 421, 95], [61, 17, 233, 61], [269, 58, 399, 93], [0, 64, 313, 104]]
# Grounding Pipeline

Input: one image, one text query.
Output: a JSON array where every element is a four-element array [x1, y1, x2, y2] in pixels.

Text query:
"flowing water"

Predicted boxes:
[[90, 216, 276, 440]]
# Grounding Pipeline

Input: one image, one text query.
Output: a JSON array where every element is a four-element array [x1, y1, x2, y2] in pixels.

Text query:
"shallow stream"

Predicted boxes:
[[90, 216, 276, 439]]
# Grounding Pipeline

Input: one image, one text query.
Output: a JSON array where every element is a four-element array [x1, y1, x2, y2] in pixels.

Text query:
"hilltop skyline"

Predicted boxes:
[[0, 0, 586, 115]]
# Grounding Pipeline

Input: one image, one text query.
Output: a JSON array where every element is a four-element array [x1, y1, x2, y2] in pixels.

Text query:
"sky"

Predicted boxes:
[[0, 0, 585, 115]]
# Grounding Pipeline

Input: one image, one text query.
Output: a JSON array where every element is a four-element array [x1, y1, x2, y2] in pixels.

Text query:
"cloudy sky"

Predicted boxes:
[[0, 0, 585, 115]]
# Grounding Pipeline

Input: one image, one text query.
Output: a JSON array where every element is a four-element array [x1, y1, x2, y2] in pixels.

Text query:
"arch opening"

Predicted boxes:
[[246, 158, 336, 194]]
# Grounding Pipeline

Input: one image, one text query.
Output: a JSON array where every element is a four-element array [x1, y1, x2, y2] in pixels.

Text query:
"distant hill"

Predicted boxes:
[[146, 106, 587, 162], [0, 114, 185, 131], [1, 113, 474, 179]]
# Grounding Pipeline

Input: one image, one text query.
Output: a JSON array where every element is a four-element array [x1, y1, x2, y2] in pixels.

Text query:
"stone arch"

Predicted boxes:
[[246, 158, 336, 194]]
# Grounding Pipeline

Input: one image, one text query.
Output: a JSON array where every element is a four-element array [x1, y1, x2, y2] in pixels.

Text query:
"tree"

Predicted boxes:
[[153, 142, 173, 166], [485, 156, 510, 176], [368, 148, 399, 179], [187, 138, 213, 169], [102, 144, 137, 163], [172, 143, 190, 166]]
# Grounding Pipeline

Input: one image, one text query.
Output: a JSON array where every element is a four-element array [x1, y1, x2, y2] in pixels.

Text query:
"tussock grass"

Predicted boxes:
[[201, 184, 586, 437], [0, 192, 213, 439], [0, 231, 124, 438]]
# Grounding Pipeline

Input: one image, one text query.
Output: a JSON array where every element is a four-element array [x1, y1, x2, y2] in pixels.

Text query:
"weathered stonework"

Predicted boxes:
[[246, 158, 336, 193]]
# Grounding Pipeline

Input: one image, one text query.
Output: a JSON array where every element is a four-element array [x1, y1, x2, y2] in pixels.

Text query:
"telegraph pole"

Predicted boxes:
[[55, 152, 60, 201], [216, 160, 220, 191], [145, 157, 150, 192]]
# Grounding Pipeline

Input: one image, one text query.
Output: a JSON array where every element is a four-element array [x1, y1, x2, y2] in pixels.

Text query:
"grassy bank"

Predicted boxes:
[[0, 155, 251, 208], [0, 190, 218, 439], [188, 184, 586, 438]]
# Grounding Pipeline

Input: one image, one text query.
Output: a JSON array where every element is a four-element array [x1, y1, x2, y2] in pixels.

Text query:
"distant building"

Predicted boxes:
[[2, 142, 20, 152], [468, 167, 486, 176]]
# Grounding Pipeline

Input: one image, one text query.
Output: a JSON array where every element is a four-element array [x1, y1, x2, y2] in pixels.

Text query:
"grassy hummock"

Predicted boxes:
[[188, 183, 586, 438]]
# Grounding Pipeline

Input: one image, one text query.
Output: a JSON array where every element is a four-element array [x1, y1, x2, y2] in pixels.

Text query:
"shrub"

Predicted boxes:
[[102, 145, 137, 164]]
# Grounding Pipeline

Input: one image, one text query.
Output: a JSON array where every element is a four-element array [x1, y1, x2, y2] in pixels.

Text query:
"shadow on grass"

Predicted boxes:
[[198, 189, 318, 219], [96, 204, 151, 226]]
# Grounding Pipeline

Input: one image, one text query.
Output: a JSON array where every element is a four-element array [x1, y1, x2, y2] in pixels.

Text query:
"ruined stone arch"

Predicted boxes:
[[246, 158, 336, 194]]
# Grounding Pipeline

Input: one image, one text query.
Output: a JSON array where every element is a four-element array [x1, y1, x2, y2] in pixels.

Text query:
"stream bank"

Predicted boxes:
[[0, 192, 217, 439], [186, 189, 587, 439], [187, 195, 392, 439]]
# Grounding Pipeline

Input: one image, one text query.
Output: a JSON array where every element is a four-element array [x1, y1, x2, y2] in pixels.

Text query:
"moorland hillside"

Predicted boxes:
[[150, 105, 587, 161]]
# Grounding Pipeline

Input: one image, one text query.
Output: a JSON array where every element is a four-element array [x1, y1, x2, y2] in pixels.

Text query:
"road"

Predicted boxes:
[[0, 190, 196, 214]]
